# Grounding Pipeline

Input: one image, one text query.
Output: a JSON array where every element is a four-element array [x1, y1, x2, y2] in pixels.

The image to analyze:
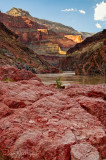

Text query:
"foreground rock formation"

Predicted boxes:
[[0, 65, 106, 160], [61, 29, 106, 75], [0, 21, 59, 73]]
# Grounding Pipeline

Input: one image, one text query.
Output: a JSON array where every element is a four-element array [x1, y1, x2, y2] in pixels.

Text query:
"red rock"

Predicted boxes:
[[0, 103, 12, 118], [0, 67, 106, 159], [0, 65, 41, 82], [0, 22, 59, 74], [71, 142, 100, 160], [87, 90, 106, 100], [0, 11, 78, 67], [77, 96, 106, 126]]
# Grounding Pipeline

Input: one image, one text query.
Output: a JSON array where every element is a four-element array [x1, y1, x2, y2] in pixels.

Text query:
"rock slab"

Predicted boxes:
[[0, 66, 106, 160]]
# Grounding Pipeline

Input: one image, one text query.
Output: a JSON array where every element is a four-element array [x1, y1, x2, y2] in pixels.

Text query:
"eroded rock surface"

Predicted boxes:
[[0, 66, 106, 160], [0, 65, 41, 82], [71, 142, 100, 160]]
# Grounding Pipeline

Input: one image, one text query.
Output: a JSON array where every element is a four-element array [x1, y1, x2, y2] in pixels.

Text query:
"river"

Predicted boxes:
[[37, 71, 106, 86]]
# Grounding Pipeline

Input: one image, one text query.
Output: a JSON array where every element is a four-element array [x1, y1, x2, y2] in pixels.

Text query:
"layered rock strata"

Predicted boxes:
[[0, 21, 59, 73], [61, 30, 106, 75], [0, 8, 83, 67]]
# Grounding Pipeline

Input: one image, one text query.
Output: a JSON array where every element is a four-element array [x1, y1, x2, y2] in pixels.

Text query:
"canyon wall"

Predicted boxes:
[[61, 30, 106, 75], [0, 21, 59, 73], [64, 35, 82, 43], [0, 8, 84, 67]]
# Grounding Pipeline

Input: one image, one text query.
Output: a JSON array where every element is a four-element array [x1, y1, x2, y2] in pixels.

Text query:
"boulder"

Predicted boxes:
[[0, 65, 41, 82]]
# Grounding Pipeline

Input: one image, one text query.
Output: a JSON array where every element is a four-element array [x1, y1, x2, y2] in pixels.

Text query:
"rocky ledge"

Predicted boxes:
[[0, 65, 106, 160]]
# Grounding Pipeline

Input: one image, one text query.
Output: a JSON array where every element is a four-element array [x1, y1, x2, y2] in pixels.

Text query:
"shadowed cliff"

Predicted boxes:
[[0, 22, 59, 73], [61, 30, 106, 75]]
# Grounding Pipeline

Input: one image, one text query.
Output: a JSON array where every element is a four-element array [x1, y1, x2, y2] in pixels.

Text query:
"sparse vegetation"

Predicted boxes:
[[17, 57, 24, 63], [56, 77, 62, 89], [0, 48, 6, 55], [3, 77, 14, 82]]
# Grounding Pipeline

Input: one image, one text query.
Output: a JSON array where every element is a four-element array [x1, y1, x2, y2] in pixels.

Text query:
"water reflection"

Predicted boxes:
[[37, 71, 106, 86]]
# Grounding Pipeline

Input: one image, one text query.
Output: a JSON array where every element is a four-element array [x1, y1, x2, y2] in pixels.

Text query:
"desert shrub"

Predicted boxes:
[[0, 48, 6, 55], [17, 57, 24, 63], [3, 77, 14, 82], [56, 77, 62, 89]]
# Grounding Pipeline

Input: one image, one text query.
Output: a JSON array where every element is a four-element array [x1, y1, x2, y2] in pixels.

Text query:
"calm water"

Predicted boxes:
[[37, 71, 106, 86]]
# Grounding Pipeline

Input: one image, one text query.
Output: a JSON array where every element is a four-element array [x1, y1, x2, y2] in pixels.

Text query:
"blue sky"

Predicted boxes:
[[0, 0, 106, 33]]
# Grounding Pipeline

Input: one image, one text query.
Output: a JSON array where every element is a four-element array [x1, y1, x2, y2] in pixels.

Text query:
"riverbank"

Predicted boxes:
[[37, 71, 106, 86]]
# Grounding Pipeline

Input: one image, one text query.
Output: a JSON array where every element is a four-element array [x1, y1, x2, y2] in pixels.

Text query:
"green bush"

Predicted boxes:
[[56, 77, 62, 89], [17, 57, 24, 63], [3, 77, 14, 82]]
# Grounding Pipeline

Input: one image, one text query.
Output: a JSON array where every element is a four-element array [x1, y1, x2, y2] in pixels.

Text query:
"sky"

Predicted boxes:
[[0, 0, 106, 33]]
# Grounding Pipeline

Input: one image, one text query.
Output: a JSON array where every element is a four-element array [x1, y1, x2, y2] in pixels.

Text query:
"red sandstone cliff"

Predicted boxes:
[[0, 8, 83, 67], [0, 21, 59, 73]]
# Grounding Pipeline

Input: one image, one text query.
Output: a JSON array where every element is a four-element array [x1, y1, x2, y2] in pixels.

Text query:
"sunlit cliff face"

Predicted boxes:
[[37, 29, 48, 34], [64, 35, 83, 43], [22, 17, 33, 27], [6, 7, 31, 17], [4, 7, 81, 56], [58, 35, 83, 55], [58, 47, 66, 54]]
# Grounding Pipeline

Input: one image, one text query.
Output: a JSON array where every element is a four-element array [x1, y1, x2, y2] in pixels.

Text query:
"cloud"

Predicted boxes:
[[94, 1, 106, 21], [61, 8, 86, 14], [96, 23, 102, 28], [61, 8, 77, 12], [79, 10, 86, 14]]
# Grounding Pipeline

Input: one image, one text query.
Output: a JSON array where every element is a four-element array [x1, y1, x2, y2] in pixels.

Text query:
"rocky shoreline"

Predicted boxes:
[[0, 65, 106, 160]]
